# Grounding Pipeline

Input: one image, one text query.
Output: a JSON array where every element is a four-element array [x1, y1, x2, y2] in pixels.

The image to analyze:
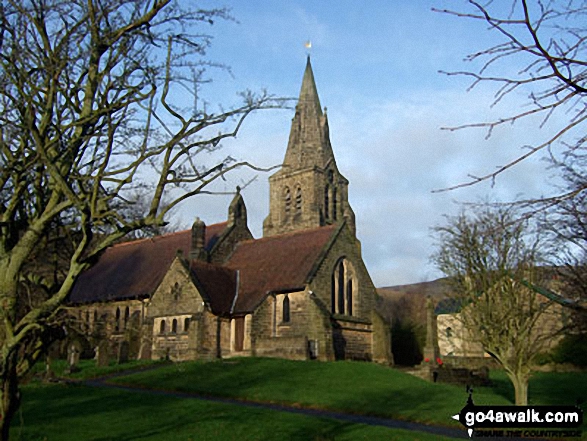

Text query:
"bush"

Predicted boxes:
[[552, 334, 587, 366]]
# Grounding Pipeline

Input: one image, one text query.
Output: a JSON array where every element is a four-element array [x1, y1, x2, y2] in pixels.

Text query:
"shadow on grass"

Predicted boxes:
[[16, 383, 459, 441]]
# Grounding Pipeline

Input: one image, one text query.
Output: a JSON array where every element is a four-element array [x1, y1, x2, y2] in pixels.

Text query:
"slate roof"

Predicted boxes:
[[226, 225, 338, 314], [70, 220, 340, 316], [189, 260, 237, 316], [68, 222, 227, 304]]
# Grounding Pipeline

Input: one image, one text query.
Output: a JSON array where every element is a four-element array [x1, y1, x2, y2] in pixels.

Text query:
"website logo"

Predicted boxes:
[[452, 388, 583, 438]]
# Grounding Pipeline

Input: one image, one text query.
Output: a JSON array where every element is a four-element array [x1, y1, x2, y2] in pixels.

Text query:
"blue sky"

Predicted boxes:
[[171, 1, 559, 287]]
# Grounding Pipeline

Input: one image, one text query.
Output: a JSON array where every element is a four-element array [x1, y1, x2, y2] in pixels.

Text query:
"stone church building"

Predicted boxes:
[[68, 58, 392, 364]]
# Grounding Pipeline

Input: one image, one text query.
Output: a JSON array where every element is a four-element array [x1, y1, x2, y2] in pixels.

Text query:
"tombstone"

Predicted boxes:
[[44, 355, 55, 381], [66, 341, 81, 373], [117, 340, 130, 364], [96, 340, 110, 367]]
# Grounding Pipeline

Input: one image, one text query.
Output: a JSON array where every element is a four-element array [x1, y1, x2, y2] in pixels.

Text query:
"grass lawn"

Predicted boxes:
[[110, 357, 510, 426], [13, 358, 586, 440], [29, 358, 166, 381], [13, 382, 459, 441]]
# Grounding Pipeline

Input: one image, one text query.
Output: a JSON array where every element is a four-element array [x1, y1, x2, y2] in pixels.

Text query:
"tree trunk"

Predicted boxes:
[[508, 372, 529, 406], [0, 351, 21, 441]]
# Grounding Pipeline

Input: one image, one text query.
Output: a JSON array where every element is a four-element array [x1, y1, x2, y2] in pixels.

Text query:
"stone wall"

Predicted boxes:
[[251, 290, 334, 361], [308, 224, 376, 322], [254, 336, 309, 360]]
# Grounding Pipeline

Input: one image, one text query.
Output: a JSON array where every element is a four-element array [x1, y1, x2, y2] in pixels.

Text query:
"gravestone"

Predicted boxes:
[[44, 355, 55, 381], [118, 340, 129, 364], [96, 340, 110, 367], [66, 341, 81, 373]]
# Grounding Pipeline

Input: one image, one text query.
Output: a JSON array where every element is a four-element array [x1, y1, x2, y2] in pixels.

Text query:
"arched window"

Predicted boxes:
[[331, 258, 357, 316], [284, 187, 291, 214], [324, 185, 330, 219], [283, 295, 290, 323], [124, 306, 130, 330], [172, 319, 178, 334], [184, 318, 190, 332], [115, 307, 121, 332], [160, 320, 166, 334], [337, 261, 345, 314], [346, 279, 353, 316], [295, 186, 302, 212]]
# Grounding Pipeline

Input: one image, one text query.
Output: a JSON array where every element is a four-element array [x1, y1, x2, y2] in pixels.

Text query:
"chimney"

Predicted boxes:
[[190, 217, 208, 261]]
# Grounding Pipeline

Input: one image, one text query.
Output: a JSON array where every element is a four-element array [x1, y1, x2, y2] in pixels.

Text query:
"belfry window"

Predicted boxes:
[[172, 319, 178, 334], [124, 306, 130, 330], [295, 186, 302, 212], [284, 187, 291, 214], [331, 258, 357, 316], [160, 320, 166, 334]]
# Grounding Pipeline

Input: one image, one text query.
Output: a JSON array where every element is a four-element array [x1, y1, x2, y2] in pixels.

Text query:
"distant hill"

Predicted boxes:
[[376, 278, 453, 366], [377, 277, 452, 301]]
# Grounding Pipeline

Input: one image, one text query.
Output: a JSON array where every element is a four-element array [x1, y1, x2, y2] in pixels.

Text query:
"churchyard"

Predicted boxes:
[[13, 357, 587, 440]]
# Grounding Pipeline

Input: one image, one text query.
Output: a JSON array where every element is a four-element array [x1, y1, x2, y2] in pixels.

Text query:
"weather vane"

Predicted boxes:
[[305, 40, 312, 56]]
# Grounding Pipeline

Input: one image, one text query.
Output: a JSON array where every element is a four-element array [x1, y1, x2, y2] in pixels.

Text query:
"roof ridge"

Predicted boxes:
[[238, 224, 337, 246], [112, 221, 229, 248]]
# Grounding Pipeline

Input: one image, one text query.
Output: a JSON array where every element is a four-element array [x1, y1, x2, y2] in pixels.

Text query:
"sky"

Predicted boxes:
[[170, 0, 563, 287]]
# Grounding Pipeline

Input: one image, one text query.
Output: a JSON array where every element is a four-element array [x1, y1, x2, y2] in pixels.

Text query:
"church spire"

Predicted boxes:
[[283, 56, 334, 170], [299, 56, 322, 118], [263, 58, 355, 238]]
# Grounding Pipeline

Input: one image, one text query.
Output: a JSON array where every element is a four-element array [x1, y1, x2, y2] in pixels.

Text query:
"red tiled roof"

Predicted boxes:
[[69, 223, 227, 304], [225, 225, 338, 313]]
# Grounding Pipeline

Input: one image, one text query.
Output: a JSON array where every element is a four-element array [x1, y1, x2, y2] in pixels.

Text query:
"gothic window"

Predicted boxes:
[[283, 295, 291, 323], [85, 310, 90, 325], [324, 185, 329, 219], [160, 320, 166, 334], [331, 258, 357, 317], [93, 310, 98, 324], [295, 186, 302, 212], [115, 307, 121, 332], [184, 318, 190, 332], [124, 306, 130, 330], [172, 319, 178, 334], [284, 187, 291, 214], [346, 279, 353, 316], [337, 261, 345, 314]]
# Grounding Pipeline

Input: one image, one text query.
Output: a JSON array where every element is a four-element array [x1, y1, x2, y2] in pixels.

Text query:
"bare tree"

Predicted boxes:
[[435, 0, 587, 195], [0, 1, 282, 438], [432, 207, 562, 405], [541, 155, 587, 330]]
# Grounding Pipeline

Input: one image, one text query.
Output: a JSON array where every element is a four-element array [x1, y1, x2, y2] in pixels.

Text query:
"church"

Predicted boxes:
[[67, 58, 392, 365]]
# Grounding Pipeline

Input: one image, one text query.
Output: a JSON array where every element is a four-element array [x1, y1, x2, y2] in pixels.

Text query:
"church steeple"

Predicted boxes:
[[263, 58, 356, 238], [299, 56, 322, 117], [283, 56, 335, 171]]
